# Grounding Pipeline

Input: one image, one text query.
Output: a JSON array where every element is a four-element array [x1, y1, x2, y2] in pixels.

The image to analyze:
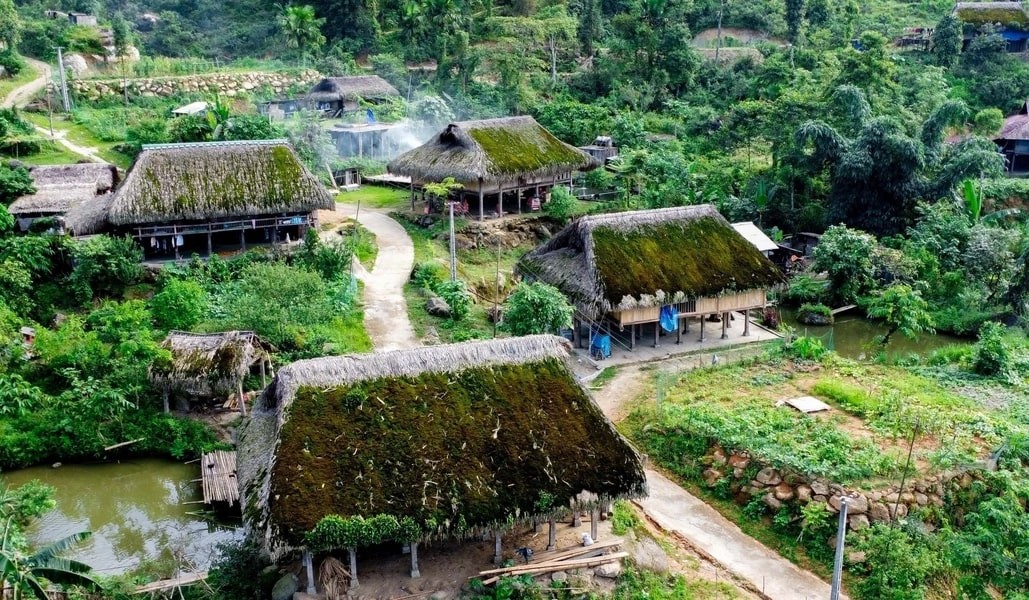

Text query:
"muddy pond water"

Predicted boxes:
[[779, 308, 970, 359], [3, 458, 241, 575]]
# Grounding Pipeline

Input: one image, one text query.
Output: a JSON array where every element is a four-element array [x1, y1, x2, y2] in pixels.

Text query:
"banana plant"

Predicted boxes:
[[956, 178, 983, 223], [1, 519, 97, 600]]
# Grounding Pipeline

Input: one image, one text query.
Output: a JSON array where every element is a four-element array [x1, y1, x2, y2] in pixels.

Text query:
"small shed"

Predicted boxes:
[[258, 99, 303, 120], [8, 163, 119, 236], [171, 101, 208, 117], [306, 76, 400, 117], [995, 101, 1029, 171], [579, 136, 618, 163], [732, 221, 779, 256], [150, 330, 274, 414]]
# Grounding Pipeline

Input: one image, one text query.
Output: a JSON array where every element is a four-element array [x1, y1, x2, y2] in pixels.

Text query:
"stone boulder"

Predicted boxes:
[[773, 483, 795, 501], [755, 467, 781, 486], [426, 296, 451, 317], [271, 574, 299, 600], [848, 514, 870, 531], [595, 561, 622, 578]]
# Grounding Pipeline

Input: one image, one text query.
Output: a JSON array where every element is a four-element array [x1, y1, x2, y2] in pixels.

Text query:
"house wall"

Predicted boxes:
[[614, 289, 767, 326]]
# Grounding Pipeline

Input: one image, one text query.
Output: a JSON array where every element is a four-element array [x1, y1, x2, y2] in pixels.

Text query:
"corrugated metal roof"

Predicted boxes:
[[732, 221, 779, 253]]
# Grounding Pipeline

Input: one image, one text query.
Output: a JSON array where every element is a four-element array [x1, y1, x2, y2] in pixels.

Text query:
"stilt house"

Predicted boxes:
[[8, 163, 118, 235], [518, 206, 785, 350], [237, 335, 646, 585], [306, 76, 400, 118], [106, 140, 334, 259], [386, 116, 598, 219], [996, 101, 1029, 172], [150, 330, 274, 414], [954, 2, 1029, 51]]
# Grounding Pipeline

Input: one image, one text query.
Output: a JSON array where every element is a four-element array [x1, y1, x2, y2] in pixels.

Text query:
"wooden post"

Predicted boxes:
[[478, 179, 485, 220], [547, 517, 557, 551], [260, 360, 267, 388], [517, 186, 522, 214], [572, 317, 580, 348], [676, 317, 682, 344], [699, 316, 706, 342], [162, 389, 170, 414], [240, 229, 246, 252], [348, 547, 359, 589], [410, 542, 420, 578], [410, 180, 416, 212], [573, 512, 581, 527], [303, 549, 315, 594], [654, 320, 660, 348], [744, 310, 751, 337], [494, 531, 502, 565], [237, 382, 246, 417], [590, 508, 599, 542], [497, 184, 503, 217], [721, 312, 729, 339], [630, 324, 635, 350], [206, 232, 213, 257]]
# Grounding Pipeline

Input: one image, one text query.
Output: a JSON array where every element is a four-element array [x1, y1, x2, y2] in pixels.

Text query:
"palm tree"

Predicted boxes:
[[1, 519, 97, 600], [278, 4, 326, 65]]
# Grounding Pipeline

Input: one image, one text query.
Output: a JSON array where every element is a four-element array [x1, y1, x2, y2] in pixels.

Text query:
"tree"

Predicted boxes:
[[111, 16, 131, 57], [931, 14, 962, 68], [542, 185, 577, 224], [502, 282, 573, 335], [0, 165, 34, 206], [151, 279, 209, 331], [0, 0, 20, 51], [221, 114, 282, 141], [972, 108, 1004, 137], [279, 4, 327, 61], [785, 0, 804, 44], [866, 283, 934, 346], [66, 236, 144, 304], [812, 225, 877, 304], [577, 0, 602, 56]]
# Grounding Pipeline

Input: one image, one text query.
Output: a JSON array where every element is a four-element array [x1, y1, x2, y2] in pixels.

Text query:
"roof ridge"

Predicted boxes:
[[141, 139, 290, 151]]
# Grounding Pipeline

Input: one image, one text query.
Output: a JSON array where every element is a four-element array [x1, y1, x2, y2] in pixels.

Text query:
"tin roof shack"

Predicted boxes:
[[328, 121, 401, 160], [107, 140, 334, 260], [579, 136, 618, 163], [955, 2, 1029, 51], [8, 163, 118, 236], [519, 205, 785, 350], [237, 335, 646, 585], [388, 116, 598, 218]]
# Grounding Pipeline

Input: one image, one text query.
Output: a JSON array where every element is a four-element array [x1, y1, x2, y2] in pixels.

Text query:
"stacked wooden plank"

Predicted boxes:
[[200, 450, 239, 506], [475, 540, 626, 585]]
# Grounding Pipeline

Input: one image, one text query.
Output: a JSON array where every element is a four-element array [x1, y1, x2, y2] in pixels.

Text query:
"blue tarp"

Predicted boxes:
[[590, 334, 611, 359], [659, 305, 678, 333]]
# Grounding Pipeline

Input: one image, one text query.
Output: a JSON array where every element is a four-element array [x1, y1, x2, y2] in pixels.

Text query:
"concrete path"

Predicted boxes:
[[3, 57, 109, 164], [594, 366, 839, 600], [334, 204, 420, 352]]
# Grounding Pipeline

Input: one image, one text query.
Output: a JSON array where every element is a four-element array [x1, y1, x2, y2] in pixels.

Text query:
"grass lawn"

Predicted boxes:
[[0, 62, 41, 103], [336, 185, 410, 209], [22, 112, 134, 168], [13, 143, 81, 165]]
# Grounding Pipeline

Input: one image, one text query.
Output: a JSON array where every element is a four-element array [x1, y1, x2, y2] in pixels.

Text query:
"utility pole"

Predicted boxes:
[[829, 497, 849, 600], [55, 47, 71, 112], [45, 84, 54, 137], [715, 0, 725, 63], [448, 200, 457, 281]]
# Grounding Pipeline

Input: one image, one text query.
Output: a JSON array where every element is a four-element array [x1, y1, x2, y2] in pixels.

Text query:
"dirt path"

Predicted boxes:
[[331, 204, 420, 352], [595, 365, 840, 600], [3, 57, 109, 164]]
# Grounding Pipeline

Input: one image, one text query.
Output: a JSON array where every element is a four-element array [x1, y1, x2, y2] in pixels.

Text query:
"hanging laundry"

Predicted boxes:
[[175, 234, 184, 247]]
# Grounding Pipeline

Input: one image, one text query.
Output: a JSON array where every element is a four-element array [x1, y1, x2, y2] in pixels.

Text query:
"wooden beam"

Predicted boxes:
[[105, 438, 144, 451]]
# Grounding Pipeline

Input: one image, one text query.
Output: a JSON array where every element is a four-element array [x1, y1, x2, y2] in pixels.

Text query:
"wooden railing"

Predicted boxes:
[[131, 214, 312, 238]]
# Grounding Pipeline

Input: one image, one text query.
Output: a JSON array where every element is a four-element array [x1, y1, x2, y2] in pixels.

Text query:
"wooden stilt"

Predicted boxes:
[[494, 532, 502, 565], [237, 382, 246, 417], [573, 512, 581, 527], [260, 360, 267, 388], [517, 186, 523, 214], [721, 313, 729, 339], [478, 180, 485, 220], [410, 180, 416, 212], [744, 310, 751, 337], [630, 325, 635, 350], [162, 390, 170, 414], [547, 517, 556, 551], [572, 318, 581, 348], [349, 547, 359, 589], [410, 542, 420, 578], [206, 232, 213, 257], [590, 509, 599, 542], [497, 184, 503, 217], [676, 318, 682, 344], [700, 316, 706, 342], [654, 320, 660, 348]]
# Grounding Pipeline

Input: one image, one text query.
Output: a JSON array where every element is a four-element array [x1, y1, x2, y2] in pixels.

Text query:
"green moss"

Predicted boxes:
[[957, 7, 1028, 26], [591, 216, 783, 304], [269, 358, 644, 544], [469, 126, 587, 176]]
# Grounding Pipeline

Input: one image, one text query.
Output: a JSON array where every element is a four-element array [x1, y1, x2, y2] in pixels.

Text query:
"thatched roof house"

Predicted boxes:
[[519, 206, 784, 347], [150, 330, 273, 413], [238, 335, 646, 567], [388, 116, 598, 219], [108, 140, 334, 259], [995, 102, 1029, 171], [306, 76, 399, 116], [9, 163, 118, 235]]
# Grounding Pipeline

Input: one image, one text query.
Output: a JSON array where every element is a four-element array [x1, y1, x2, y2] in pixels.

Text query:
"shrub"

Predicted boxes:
[[542, 186, 577, 224], [436, 279, 471, 320], [856, 525, 945, 600], [784, 335, 828, 360], [780, 273, 828, 305], [207, 539, 272, 600], [0, 50, 25, 76], [151, 279, 209, 331], [502, 282, 573, 336], [411, 261, 447, 293], [610, 500, 641, 535], [972, 321, 1010, 376], [67, 235, 145, 304]]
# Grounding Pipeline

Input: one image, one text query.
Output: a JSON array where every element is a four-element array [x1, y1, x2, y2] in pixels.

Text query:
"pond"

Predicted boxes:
[[780, 308, 970, 360], [3, 458, 242, 575]]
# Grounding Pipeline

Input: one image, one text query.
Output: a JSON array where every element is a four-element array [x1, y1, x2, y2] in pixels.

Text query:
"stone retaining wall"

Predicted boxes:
[[701, 444, 980, 533], [70, 70, 322, 102]]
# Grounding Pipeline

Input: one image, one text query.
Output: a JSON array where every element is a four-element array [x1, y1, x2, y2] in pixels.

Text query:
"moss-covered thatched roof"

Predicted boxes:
[[955, 1, 1029, 25], [518, 205, 785, 318], [150, 330, 273, 397], [306, 76, 399, 102], [386, 116, 598, 185], [9, 163, 119, 235], [107, 140, 334, 226], [237, 335, 646, 557]]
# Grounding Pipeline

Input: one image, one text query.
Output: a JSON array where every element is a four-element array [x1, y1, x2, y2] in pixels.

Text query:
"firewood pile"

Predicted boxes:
[[474, 540, 626, 585]]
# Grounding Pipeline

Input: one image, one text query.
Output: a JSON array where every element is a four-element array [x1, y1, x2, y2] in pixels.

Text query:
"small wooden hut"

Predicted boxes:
[[8, 163, 118, 235], [107, 140, 334, 259], [237, 335, 646, 587], [518, 205, 785, 349], [150, 330, 274, 414], [995, 101, 1029, 172], [387, 116, 599, 219], [306, 76, 400, 117]]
